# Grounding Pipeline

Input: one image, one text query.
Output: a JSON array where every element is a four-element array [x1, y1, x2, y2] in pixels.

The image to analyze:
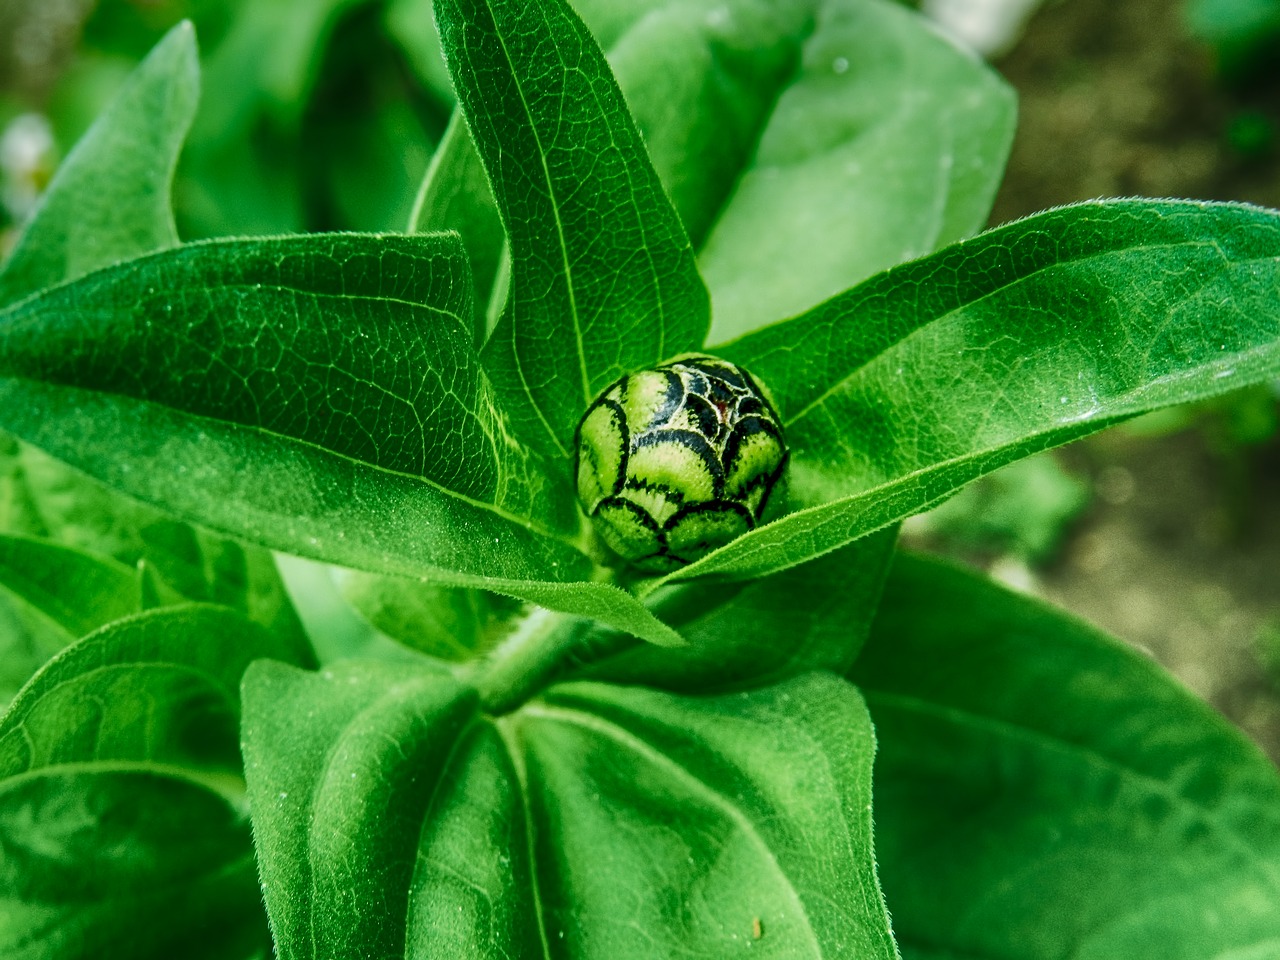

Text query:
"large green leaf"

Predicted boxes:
[[0, 231, 688, 645], [852, 552, 1280, 959], [0, 23, 198, 306], [437, 0, 711, 459], [244, 659, 894, 958], [0, 605, 299, 959], [572, 0, 816, 251], [700, 0, 1015, 341], [652, 200, 1280, 588], [414, 0, 1010, 347]]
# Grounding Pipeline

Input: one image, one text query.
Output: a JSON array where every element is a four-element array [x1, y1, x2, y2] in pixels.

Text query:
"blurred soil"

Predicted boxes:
[[941, 0, 1280, 760]]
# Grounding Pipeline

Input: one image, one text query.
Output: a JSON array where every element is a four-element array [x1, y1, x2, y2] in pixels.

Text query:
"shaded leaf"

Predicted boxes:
[[0, 437, 160, 564], [177, 0, 371, 237], [243, 660, 895, 958], [0, 23, 198, 306], [581, 526, 898, 692], [139, 520, 315, 668], [701, 0, 1015, 341], [409, 111, 506, 345], [574, 0, 815, 250], [338, 569, 520, 661], [437, 0, 710, 458], [0, 533, 141, 705], [852, 552, 1280, 960], [655, 200, 1280, 587], [0, 605, 297, 959], [0, 533, 138, 641], [0, 771, 267, 960]]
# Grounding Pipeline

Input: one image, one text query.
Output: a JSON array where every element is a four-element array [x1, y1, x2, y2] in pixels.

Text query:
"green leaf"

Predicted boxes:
[[852, 551, 1280, 960], [338, 569, 520, 661], [0, 436, 160, 563], [657, 199, 1280, 587], [139, 520, 315, 668], [177, 0, 371, 237], [0, 534, 142, 704], [243, 660, 895, 959], [0, 771, 268, 960], [414, 0, 1008, 346], [0, 234, 561, 565], [700, 0, 1015, 341], [573, 0, 815, 250], [436, 0, 711, 458], [0, 533, 139, 641], [409, 111, 507, 344], [581, 526, 898, 692], [0, 434, 46, 540], [0, 23, 198, 306], [0, 605, 298, 959], [0, 231, 688, 644]]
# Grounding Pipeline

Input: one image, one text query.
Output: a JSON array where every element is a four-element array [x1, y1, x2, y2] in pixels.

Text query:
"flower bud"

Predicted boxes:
[[574, 354, 788, 572]]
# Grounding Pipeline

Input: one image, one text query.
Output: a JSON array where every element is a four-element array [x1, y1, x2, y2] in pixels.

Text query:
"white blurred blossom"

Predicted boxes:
[[923, 0, 1046, 58], [1, 112, 57, 223]]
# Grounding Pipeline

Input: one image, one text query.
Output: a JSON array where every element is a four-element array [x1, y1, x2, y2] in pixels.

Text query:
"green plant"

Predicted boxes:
[[4, 0, 1280, 957]]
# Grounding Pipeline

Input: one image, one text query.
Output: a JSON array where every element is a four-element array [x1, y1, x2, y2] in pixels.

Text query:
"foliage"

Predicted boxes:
[[2, 0, 1280, 957]]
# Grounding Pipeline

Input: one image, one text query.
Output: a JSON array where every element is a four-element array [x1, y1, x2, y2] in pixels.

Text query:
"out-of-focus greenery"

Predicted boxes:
[[1, 0, 453, 240], [1186, 0, 1280, 82], [904, 452, 1090, 565]]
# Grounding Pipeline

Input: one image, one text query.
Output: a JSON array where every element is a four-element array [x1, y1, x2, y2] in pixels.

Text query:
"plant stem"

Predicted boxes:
[[467, 604, 646, 714]]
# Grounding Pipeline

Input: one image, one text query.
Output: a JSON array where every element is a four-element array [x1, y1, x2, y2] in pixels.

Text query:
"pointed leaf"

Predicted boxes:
[[436, 0, 711, 457], [657, 200, 1280, 586], [853, 552, 1280, 960], [243, 660, 895, 959], [0, 605, 295, 959], [701, 0, 1015, 341], [0, 23, 198, 306], [415, 0, 1009, 346]]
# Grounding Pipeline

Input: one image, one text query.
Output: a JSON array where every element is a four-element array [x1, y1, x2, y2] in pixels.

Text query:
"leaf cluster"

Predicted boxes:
[[3, 1, 1280, 957]]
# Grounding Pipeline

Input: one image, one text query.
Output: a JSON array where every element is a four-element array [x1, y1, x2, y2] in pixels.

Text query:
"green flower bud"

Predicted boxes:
[[574, 353, 788, 572]]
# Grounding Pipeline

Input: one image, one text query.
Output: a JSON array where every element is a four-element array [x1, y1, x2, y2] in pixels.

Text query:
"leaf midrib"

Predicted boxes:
[[488, 3, 587, 457], [495, 718, 555, 960], [0, 374, 570, 546], [521, 701, 827, 957]]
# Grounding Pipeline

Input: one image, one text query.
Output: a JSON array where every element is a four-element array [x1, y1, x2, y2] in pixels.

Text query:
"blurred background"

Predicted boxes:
[[1, 0, 1278, 755]]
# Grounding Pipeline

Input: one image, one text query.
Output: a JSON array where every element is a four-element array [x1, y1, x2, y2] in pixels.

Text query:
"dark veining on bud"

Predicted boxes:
[[574, 354, 788, 572]]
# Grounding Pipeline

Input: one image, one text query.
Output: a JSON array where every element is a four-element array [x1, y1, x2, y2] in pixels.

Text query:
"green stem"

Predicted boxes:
[[468, 603, 645, 714]]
